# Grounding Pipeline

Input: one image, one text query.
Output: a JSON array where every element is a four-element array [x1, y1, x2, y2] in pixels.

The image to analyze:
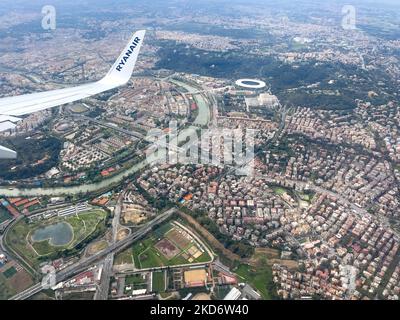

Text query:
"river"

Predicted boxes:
[[0, 79, 211, 197]]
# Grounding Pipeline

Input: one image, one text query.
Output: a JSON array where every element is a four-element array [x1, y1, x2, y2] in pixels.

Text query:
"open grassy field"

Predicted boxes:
[[87, 240, 109, 256], [235, 264, 274, 300], [248, 248, 298, 271], [0, 261, 34, 300], [272, 187, 288, 196], [62, 291, 96, 300], [114, 248, 134, 265], [152, 271, 165, 292], [126, 274, 147, 286], [0, 272, 16, 299], [234, 264, 276, 300], [237, 249, 290, 299], [2, 266, 17, 278], [5, 209, 107, 269]]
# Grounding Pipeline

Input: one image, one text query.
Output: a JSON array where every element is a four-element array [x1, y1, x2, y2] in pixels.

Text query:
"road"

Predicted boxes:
[[76, 115, 144, 140], [95, 254, 114, 300], [115, 263, 209, 275], [0, 220, 14, 253], [95, 192, 125, 300], [1, 216, 38, 276], [9, 208, 176, 300]]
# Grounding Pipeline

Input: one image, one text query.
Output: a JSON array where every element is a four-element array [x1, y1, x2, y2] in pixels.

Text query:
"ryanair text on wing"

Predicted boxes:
[[116, 37, 141, 72]]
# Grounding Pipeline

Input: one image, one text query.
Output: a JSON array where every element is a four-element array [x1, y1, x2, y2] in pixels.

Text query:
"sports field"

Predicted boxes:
[[0, 261, 34, 300], [152, 271, 165, 292], [2, 266, 17, 278], [115, 221, 212, 270], [68, 104, 89, 113]]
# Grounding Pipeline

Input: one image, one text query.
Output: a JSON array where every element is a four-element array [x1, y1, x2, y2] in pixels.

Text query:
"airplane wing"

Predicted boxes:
[[0, 30, 146, 159]]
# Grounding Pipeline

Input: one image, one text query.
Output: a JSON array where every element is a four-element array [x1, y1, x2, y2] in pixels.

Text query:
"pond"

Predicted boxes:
[[31, 222, 73, 246]]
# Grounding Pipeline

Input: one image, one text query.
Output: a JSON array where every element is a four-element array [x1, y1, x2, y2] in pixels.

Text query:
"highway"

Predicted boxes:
[[95, 254, 114, 300], [95, 192, 125, 300], [9, 208, 176, 300], [1, 216, 38, 277]]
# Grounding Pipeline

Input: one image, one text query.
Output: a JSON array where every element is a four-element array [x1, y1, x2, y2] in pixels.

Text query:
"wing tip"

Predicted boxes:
[[102, 30, 146, 86]]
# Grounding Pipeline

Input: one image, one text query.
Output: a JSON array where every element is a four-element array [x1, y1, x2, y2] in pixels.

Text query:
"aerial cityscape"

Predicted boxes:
[[0, 0, 399, 304]]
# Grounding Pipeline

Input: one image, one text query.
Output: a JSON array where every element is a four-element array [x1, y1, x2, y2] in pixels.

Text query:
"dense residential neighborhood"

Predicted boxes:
[[0, 0, 399, 304]]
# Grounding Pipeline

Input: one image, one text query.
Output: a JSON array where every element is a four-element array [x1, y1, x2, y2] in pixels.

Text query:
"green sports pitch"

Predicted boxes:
[[115, 221, 212, 270]]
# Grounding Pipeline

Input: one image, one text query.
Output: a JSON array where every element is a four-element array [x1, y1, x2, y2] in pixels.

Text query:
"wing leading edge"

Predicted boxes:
[[0, 30, 146, 159]]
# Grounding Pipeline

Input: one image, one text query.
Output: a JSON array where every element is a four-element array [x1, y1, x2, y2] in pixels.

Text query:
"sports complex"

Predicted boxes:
[[235, 79, 267, 89]]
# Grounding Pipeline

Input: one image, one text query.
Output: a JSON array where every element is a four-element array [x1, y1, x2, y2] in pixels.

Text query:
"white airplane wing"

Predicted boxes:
[[0, 30, 146, 159]]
